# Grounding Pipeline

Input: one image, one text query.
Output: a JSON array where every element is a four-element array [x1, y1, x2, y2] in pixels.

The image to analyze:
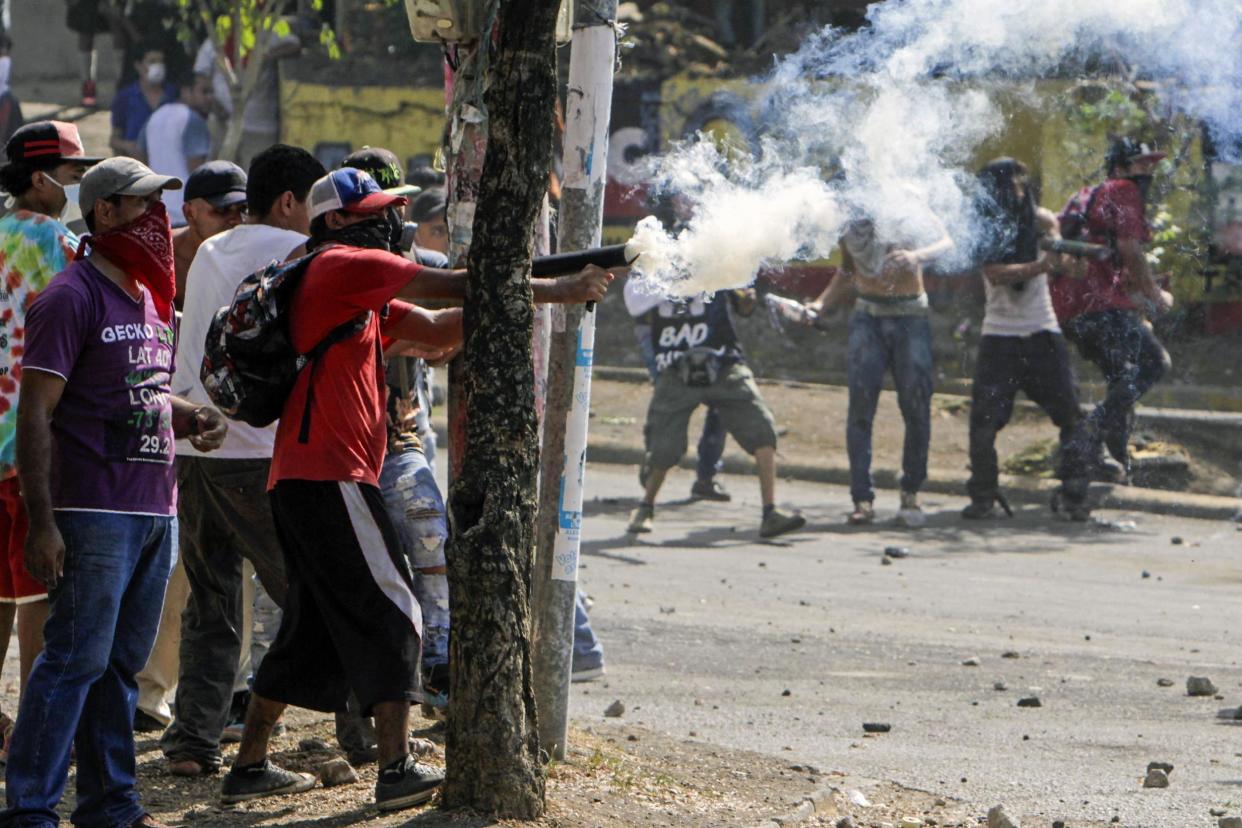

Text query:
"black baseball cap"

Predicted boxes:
[[408, 187, 447, 223], [341, 147, 420, 197], [1106, 137, 1166, 170], [5, 121, 105, 167], [184, 160, 248, 209]]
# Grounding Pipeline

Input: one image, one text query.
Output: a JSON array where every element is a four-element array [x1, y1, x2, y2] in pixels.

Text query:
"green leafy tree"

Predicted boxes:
[[173, 0, 342, 161]]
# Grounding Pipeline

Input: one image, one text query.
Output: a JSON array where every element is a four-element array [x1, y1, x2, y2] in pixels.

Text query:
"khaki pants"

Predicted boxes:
[[135, 558, 189, 725]]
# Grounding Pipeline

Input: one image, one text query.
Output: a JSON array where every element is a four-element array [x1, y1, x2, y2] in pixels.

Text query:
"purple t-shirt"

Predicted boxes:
[[23, 260, 177, 515]]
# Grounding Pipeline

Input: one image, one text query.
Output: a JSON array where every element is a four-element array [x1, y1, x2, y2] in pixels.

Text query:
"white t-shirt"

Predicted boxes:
[[982, 271, 1061, 337], [138, 102, 211, 226], [173, 223, 307, 459]]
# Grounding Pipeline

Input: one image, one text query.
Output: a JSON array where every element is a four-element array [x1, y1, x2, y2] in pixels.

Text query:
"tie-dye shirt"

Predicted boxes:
[[0, 211, 78, 478]]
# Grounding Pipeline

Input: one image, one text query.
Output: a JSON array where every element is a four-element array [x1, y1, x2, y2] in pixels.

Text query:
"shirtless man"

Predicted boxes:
[[809, 210, 953, 527]]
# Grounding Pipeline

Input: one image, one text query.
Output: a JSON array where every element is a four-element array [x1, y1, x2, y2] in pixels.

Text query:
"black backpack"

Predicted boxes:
[[200, 248, 370, 441]]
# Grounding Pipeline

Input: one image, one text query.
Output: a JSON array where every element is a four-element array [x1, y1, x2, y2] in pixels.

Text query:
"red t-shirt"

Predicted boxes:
[[269, 246, 421, 489], [1051, 178, 1151, 323]]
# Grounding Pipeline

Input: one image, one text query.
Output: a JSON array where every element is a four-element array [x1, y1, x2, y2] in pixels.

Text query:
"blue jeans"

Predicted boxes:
[[379, 448, 448, 668], [573, 590, 604, 670], [635, 322, 726, 481], [846, 312, 934, 504], [2, 511, 175, 828]]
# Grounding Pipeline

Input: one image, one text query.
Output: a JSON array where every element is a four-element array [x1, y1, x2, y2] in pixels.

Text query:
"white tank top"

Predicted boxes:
[[982, 271, 1061, 337]]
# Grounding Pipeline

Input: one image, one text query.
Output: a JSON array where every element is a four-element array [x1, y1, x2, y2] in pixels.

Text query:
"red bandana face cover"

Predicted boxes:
[[76, 200, 176, 322]]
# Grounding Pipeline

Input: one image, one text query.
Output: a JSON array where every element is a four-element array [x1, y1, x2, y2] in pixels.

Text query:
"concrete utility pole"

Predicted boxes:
[[531, 0, 619, 762]]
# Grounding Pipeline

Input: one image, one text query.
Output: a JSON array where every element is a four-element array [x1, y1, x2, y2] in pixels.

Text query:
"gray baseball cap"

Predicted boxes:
[[79, 156, 182, 218]]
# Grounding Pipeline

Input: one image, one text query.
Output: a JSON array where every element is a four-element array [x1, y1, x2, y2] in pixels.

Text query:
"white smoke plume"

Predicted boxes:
[[629, 0, 1242, 297]]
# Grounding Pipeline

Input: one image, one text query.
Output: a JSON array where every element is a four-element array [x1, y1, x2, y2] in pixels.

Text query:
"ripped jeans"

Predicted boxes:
[[378, 447, 449, 669]]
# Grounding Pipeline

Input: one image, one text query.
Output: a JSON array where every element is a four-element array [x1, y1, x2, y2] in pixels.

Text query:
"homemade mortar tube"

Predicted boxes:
[[1039, 238, 1112, 260], [532, 242, 639, 310]]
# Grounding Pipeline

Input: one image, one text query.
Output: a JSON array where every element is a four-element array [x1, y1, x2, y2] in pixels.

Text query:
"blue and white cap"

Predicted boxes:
[[308, 167, 408, 221]]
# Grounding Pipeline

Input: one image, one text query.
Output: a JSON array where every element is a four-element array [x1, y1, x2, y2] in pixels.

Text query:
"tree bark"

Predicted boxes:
[[442, 0, 561, 818]]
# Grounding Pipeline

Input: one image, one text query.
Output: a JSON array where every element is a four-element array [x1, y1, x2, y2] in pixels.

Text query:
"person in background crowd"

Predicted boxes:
[[341, 148, 453, 727], [236, 21, 300, 168], [160, 145, 324, 780], [220, 168, 614, 811], [138, 73, 213, 227], [3, 156, 227, 828], [110, 45, 176, 157], [808, 209, 953, 528], [1052, 137, 1173, 483], [624, 286, 805, 539], [66, 0, 118, 107], [133, 159, 248, 734], [407, 186, 448, 262], [964, 158, 1093, 521], [172, 160, 247, 305], [0, 34, 22, 144], [0, 121, 101, 762]]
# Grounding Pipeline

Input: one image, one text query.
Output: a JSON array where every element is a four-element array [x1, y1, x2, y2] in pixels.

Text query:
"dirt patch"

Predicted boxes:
[[59, 708, 828, 828]]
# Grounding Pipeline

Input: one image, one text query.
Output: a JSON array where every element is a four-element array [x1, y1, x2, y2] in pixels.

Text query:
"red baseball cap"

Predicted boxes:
[[4, 121, 105, 166]]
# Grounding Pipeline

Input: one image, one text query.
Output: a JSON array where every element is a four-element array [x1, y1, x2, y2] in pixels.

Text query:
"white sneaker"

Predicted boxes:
[[895, 491, 926, 528]]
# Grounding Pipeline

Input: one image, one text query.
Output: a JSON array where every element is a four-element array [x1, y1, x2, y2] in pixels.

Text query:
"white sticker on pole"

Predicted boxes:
[[551, 317, 596, 581], [562, 26, 615, 192]]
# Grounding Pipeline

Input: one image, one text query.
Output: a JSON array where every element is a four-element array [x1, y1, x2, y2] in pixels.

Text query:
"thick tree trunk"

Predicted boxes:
[[442, 0, 560, 818]]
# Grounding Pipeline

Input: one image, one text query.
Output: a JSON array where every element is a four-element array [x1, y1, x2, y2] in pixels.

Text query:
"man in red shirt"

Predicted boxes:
[[219, 168, 615, 813], [1051, 138, 1173, 481]]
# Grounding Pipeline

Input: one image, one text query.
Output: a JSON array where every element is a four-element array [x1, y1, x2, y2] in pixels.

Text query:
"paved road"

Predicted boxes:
[[568, 464, 1242, 827]]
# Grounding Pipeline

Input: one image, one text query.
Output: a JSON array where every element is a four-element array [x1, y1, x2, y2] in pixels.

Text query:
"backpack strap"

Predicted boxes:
[[297, 311, 372, 444]]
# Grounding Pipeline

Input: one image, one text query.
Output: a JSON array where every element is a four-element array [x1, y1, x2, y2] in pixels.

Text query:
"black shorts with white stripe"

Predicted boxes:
[[256, 479, 422, 715]]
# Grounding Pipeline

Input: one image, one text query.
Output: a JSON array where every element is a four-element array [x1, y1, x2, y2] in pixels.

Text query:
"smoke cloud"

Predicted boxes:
[[629, 0, 1242, 298]]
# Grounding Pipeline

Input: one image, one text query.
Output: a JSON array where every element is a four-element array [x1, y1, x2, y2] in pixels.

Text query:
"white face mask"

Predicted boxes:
[[146, 62, 166, 85], [41, 173, 82, 223]]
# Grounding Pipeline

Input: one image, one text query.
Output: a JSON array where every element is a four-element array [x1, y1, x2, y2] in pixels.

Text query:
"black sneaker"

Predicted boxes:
[[690, 478, 731, 502], [221, 759, 315, 804], [375, 754, 445, 812], [961, 498, 996, 520], [133, 710, 166, 734]]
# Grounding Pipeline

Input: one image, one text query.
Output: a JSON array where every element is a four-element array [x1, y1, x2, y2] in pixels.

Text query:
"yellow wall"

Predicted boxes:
[[281, 80, 447, 165]]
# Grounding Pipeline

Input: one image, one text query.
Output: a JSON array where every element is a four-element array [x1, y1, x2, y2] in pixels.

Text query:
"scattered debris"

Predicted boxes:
[[883, 546, 910, 559], [1157, 678, 1175, 687], [836, 817, 858, 828], [298, 737, 333, 752], [994, 681, 1009, 691], [1147, 761, 1174, 775], [782, 689, 792, 697], [318, 757, 359, 787], [987, 803, 1020, 828], [862, 722, 892, 733], [881, 556, 893, 566], [1188, 676, 1219, 696], [604, 700, 626, 718], [1219, 817, 1242, 828], [847, 789, 871, 807], [1142, 570, 1152, 579], [659, 606, 676, 614], [1171, 536, 1185, 545], [1017, 696, 1042, 708], [1001, 651, 1021, 659], [962, 657, 982, 667], [1143, 768, 1170, 788]]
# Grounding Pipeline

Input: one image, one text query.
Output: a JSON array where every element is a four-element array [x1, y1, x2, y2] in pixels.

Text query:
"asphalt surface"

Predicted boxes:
[[568, 464, 1242, 827]]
